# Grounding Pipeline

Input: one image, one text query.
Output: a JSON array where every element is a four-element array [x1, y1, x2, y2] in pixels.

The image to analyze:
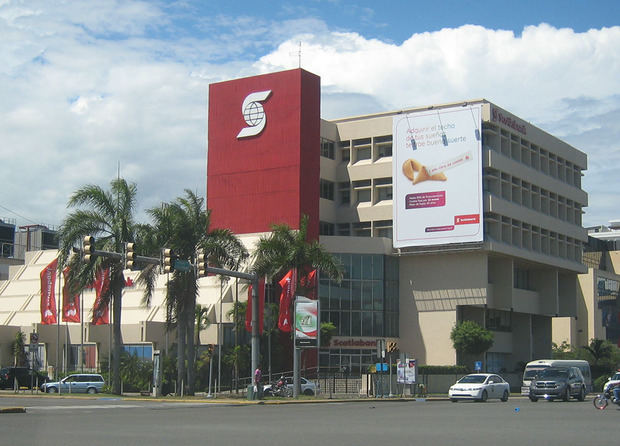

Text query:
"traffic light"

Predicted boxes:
[[163, 248, 175, 273], [83, 236, 95, 262], [197, 252, 207, 277], [125, 242, 137, 270]]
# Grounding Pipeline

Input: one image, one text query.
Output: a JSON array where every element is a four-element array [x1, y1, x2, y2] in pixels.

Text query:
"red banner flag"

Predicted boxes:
[[245, 278, 265, 334], [299, 269, 317, 300], [40, 258, 58, 325], [62, 267, 80, 323], [278, 269, 296, 332], [92, 268, 110, 325]]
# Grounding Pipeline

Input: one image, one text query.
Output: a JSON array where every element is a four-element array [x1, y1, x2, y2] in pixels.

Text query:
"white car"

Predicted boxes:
[[603, 371, 620, 393], [263, 376, 318, 396], [449, 373, 510, 402]]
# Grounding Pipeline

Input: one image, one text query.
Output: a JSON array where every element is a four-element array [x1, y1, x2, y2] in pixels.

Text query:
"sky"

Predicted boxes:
[[1, 0, 619, 231]]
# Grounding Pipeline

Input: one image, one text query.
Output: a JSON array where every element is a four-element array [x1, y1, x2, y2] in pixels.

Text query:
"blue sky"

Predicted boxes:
[[0, 0, 619, 230]]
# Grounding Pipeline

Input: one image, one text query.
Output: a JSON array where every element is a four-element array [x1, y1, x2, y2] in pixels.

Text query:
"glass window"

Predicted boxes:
[[486, 309, 511, 331], [374, 312, 384, 337], [362, 282, 373, 310], [351, 281, 361, 310], [336, 223, 350, 236], [376, 186, 392, 202], [362, 312, 373, 336], [352, 222, 371, 237], [321, 138, 335, 159], [372, 281, 383, 310], [357, 189, 371, 203], [351, 312, 361, 336], [339, 182, 350, 206], [319, 221, 335, 236], [320, 179, 334, 200]]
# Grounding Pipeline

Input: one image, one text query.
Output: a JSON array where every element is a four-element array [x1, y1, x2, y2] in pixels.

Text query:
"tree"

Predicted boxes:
[[58, 178, 139, 394], [320, 322, 337, 348], [141, 190, 248, 395], [252, 214, 343, 289], [450, 320, 494, 357], [12, 330, 27, 367], [252, 214, 342, 394]]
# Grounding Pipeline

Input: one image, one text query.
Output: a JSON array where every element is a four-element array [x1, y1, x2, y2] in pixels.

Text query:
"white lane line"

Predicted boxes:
[[26, 404, 144, 410]]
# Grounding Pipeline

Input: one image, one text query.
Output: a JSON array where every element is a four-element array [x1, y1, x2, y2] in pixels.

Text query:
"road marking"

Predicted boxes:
[[26, 404, 143, 411]]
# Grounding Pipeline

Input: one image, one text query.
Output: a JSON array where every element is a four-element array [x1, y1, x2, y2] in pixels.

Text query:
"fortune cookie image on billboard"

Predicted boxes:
[[392, 104, 483, 248]]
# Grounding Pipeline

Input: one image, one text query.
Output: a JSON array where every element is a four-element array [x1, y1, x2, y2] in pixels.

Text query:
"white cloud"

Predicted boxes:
[[0, 1, 618, 231]]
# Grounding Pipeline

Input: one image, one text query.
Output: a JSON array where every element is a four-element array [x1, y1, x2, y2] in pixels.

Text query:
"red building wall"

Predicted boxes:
[[207, 69, 320, 239]]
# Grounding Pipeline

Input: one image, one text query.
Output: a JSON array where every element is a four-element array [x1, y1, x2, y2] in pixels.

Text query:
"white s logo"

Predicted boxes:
[[237, 90, 272, 139]]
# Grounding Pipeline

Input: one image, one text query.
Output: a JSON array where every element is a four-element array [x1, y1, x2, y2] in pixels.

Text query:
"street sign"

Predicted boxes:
[[474, 361, 482, 371], [376, 363, 388, 372], [174, 259, 191, 272]]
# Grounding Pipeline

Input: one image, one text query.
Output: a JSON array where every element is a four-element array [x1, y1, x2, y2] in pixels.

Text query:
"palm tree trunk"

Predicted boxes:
[[176, 303, 186, 396], [186, 295, 196, 395], [112, 284, 123, 395]]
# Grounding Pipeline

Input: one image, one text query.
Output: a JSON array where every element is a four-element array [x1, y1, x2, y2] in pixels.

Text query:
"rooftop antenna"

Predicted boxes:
[[290, 41, 302, 68]]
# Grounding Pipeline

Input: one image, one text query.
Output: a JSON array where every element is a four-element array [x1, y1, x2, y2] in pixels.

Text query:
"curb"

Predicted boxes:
[[0, 407, 26, 414]]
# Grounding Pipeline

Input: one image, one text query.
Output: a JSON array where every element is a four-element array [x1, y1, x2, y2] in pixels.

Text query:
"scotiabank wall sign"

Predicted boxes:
[[207, 69, 320, 238]]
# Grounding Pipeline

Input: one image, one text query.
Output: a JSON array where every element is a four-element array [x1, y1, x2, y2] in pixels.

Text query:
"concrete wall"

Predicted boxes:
[[399, 251, 487, 365]]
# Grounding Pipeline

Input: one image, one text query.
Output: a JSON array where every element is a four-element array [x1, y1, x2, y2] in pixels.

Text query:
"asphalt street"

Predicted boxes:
[[0, 395, 614, 446]]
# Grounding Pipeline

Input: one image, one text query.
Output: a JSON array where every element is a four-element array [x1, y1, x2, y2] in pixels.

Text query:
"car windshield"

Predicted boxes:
[[524, 368, 546, 379], [458, 375, 486, 384], [612, 373, 620, 380], [537, 368, 568, 379]]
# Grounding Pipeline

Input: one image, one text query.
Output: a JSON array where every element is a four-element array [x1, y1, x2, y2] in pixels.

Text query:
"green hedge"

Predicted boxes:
[[418, 365, 469, 375]]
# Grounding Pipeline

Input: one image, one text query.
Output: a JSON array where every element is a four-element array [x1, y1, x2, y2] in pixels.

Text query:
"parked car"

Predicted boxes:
[[602, 371, 620, 393], [449, 373, 510, 402], [41, 373, 105, 394], [263, 376, 318, 396], [0, 367, 49, 389], [528, 366, 586, 402]]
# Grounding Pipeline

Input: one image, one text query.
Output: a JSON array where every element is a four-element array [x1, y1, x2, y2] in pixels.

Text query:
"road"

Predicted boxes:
[[0, 395, 613, 446]]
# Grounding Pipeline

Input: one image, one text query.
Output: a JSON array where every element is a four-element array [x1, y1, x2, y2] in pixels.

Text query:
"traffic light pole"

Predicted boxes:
[[204, 266, 260, 381]]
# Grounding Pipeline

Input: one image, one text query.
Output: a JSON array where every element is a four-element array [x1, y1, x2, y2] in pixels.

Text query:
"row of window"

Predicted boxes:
[[483, 125, 583, 188], [321, 136, 393, 164], [319, 178, 392, 205], [319, 220, 393, 238], [484, 213, 583, 262], [484, 167, 583, 227]]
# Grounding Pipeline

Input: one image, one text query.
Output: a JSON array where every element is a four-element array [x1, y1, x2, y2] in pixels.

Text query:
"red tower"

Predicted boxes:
[[207, 69, 320, 240]]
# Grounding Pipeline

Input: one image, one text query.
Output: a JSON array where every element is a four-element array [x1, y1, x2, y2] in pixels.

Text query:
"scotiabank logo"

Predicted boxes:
[[237, 90, 272, 139]]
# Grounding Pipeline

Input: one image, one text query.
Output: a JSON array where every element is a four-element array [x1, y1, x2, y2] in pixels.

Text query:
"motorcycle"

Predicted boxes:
[[269, 380, 292, 397], [593, 386, 620, 410]]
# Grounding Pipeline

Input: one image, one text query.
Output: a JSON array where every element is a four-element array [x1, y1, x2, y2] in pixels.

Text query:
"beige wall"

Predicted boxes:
[[398, 251, 487, 365]]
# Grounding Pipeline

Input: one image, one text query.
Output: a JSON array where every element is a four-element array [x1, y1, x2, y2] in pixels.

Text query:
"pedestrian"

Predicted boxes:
[[253, 367, 262, 399]]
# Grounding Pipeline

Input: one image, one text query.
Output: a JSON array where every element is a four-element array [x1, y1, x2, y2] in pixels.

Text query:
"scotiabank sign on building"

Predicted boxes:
[[207, 69, 320, 239]]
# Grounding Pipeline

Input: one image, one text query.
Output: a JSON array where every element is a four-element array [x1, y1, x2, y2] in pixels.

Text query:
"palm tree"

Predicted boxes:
[[251, 214, 342, 394], [58, 178, 138, 394], [252, 214, 343, 289], [141, 190, 248, 395]]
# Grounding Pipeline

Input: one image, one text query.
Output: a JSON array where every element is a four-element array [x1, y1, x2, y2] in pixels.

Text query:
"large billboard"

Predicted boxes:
[[207, 69, 320, 239], [392, 104, 483, 248]]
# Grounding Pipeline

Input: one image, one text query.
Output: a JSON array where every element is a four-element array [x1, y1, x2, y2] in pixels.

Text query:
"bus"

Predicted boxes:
[[521, 359, 592, 395]]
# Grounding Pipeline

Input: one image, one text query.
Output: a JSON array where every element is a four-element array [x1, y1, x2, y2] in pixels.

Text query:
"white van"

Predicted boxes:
[[521, 359, 592, 395]]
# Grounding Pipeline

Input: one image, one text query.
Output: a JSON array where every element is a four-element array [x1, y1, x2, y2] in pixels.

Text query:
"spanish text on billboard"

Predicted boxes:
[[392, 104, 483, 248]]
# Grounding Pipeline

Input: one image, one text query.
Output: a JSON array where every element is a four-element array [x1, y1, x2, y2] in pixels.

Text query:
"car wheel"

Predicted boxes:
[[577, 387, 585, 402], [450, 398, 458, 403], [563, 387, 570, 402], [478, 390, 488, 402], [529, 395, 538, 402], [87, 387, 97, 394], [501, 390, 509, 402], [303, 389, 314, 396], [47, 387, 57, 393]]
